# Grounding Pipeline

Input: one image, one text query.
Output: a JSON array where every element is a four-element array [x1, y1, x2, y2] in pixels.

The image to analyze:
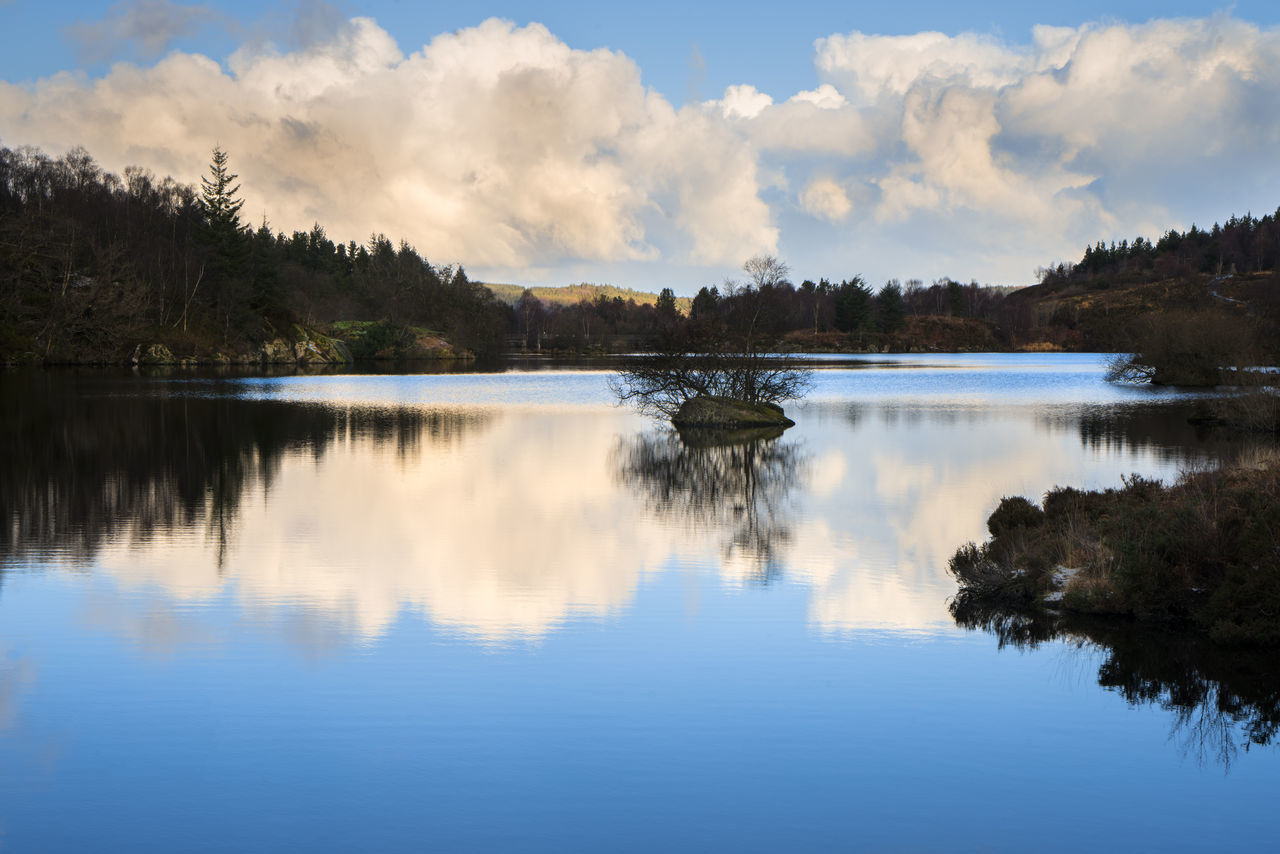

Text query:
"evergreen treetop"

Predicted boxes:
[[200, 145, 245, 233]]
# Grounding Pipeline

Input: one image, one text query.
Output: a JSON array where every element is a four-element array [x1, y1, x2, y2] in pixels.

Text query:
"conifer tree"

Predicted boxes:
[[198, 145, 250, 337], [200, 146, 245, 238], [834, 276, 871, 333], [876, 280, 906, 333], [656, 287, 678, 317]]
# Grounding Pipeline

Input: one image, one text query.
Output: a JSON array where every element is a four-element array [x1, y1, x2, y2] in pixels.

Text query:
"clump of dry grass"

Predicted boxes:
[[1234, 443, 1280, 471]]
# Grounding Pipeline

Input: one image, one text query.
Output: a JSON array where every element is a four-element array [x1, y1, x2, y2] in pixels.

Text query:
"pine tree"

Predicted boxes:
[[834, 276, 871, 333], [876, 280, 906, 333], [656, 287, 678, 317], [690, 286, 719, 322], [198, 146, 250, 338], [200, 146, 245, 238]]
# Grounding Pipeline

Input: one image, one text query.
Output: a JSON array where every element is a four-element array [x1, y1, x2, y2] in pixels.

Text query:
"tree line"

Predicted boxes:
[[1039, 209, 1280, 287], [6, 140, 1276, 362], [0, 143, 509, 361], [511, 264, 1018, 352]]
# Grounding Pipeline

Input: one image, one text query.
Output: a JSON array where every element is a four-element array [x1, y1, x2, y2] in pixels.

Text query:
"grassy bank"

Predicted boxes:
[[949, 449, 1280, 644]]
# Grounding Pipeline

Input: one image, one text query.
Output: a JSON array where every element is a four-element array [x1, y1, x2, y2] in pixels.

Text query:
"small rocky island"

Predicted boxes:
[[671, 395, 796, 429]]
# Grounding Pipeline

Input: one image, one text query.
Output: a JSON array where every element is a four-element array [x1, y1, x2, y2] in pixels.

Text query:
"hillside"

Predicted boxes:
[[1005, 270, 1279, 353], [1008, 208, 1280, 354], [484, 282, 692, 313]]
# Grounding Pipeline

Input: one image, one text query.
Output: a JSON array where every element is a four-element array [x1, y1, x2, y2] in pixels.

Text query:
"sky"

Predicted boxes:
[[2, 1, 1279, 293]]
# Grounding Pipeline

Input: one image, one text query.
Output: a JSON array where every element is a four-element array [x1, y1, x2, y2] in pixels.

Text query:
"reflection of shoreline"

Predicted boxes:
[[613, 429, 806, 584], [1, 370, 492, 566], [810, 398, 1246, 467], [6, 377, 1250, 650], [42, 410, 671, 645], [952, 600, 1280, 770]]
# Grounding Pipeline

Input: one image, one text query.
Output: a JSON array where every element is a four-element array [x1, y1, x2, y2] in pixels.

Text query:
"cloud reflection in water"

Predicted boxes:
[[3, 381, 1222, 649]]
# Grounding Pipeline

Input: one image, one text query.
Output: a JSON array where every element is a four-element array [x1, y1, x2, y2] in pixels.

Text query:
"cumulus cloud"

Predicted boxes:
[[3, 13, 1279, 286], [0, 16, 776, 273], [64, 0, 228, 64], [796, 16, 1280, 280], [800, 177, 852, 221], [718, 83, 773, 119]]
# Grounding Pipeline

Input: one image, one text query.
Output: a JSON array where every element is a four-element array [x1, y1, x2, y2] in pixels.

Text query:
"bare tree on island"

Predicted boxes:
[[610, 254, 813, 428]]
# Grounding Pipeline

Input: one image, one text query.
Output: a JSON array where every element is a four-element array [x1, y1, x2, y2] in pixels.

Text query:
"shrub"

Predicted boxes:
[[345, 319, 415, 359], [1107, 308, 1261, 387], [986, 495, 1045, 536], [949, 456, 1280, 644]]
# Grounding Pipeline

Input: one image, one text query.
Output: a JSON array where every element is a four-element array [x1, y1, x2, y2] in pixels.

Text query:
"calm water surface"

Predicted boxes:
[[2, 354, 1276, 851]]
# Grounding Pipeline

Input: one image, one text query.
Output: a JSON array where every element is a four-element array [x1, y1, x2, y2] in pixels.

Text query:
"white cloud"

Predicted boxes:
[[794, 15, 1280, 282], [0, 17, 776, 270], [2, 14, 1278, 287], [815, 30, 1030, 103], [718, 83, 773, 118], [789, 83, 846, 110], [800, 177, 852, 221]]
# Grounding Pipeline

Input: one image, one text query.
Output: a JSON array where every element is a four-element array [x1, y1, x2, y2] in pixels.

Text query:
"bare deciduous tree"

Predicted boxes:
[[611, 256, 811, 420], [742, 254, 790, 289]]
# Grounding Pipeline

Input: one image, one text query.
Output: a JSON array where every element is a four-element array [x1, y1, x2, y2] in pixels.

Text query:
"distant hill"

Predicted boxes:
[[1010, 208, 1280, 352], [483, 282, 692, 313]]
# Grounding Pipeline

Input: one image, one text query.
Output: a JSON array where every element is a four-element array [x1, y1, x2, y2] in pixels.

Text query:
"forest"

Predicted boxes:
[[1039, 209, 1280, 285], [0, 144, 509, 363], [2, 141, 1278, 364]]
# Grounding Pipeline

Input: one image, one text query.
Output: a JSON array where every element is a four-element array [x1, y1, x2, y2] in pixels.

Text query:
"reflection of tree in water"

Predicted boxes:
[[833, 399, 1257, 470], [952, 598, 1280, 770], [614, 427, 805, 584], [1057, 401, 1261, 467], [1, 371, 490, 568]]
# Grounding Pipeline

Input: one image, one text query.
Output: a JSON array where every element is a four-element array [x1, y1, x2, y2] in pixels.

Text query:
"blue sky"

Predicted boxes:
[[2, 1, 1279, 291], [7, 2, 1280, 100]]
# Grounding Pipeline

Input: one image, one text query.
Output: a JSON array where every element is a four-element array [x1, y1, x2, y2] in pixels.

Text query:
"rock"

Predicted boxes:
[[291, 325, 353, 364], [326, 337, 354, 363], [255, 326, 353, 365], [399, 332, 467, 360], [671, 395, 795, 430], [293, 339, 324, 363], [131, 343, 176, 365], [258, 338, 294, 363]]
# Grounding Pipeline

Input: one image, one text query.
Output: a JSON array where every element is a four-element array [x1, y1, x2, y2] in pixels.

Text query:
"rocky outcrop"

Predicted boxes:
[[401, 333, 467, 360], [258, 326, 353, 364], [671, 395, 796, 430], [128, 326, 353, 367], [130, 343, 177, 365]]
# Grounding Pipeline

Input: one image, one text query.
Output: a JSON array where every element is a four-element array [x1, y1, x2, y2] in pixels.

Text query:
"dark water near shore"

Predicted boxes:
[[2, 355, 1277, 851]]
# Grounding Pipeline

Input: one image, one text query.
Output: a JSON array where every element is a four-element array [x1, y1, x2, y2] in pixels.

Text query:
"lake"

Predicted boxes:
[[1, 354, 1277, 851]]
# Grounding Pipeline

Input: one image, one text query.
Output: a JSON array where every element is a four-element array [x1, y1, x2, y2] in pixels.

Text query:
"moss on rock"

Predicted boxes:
[[671, 395, 795, 430]]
